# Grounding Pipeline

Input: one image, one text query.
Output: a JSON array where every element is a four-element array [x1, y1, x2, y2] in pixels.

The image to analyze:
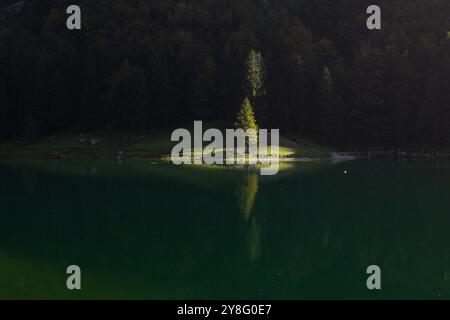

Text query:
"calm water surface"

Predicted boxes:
[[1, 160, 450, 299]]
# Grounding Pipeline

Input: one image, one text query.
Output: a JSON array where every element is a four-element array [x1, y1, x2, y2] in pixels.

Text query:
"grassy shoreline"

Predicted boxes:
[[0, 130, 332, 161]]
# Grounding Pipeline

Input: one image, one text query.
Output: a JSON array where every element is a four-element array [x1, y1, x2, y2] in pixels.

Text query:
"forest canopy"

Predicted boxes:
[[0, 0, 449, 149]]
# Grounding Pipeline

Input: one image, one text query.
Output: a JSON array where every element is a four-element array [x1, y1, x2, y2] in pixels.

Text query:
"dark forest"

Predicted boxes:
[[1, 0, 449, 149]]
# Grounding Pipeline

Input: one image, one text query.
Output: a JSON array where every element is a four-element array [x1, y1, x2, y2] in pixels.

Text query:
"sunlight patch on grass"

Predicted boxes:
[[0, 129, 331, 161]]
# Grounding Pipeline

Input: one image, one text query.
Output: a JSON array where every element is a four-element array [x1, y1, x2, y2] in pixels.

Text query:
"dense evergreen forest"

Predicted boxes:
[[0, 0, 449, 149]]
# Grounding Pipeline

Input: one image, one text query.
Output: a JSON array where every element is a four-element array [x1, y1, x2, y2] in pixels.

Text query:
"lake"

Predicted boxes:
[[0, 160, 450, 299]]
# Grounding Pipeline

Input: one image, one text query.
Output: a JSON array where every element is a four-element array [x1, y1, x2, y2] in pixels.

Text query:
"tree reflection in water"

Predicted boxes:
[[235, 172, 261, 262]]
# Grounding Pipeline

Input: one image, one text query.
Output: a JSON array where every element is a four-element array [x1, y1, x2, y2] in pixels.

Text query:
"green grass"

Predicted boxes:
[[0, 130, 170, 160], [279, 135, 331, 158], [0, 129, 331, 161]]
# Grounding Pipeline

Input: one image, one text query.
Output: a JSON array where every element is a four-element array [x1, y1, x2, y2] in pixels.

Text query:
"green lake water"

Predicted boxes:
[[1, 160, 450, 299]]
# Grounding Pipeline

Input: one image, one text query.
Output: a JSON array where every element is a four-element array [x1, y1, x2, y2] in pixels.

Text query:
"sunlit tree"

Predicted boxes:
[[245, 50, 265, 98], [235, 97, 259, 131]]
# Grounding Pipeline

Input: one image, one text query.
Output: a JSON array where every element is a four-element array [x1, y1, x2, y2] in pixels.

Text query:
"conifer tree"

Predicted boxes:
[[235, 96, 259, 154], [244, 50, 268, 124], [245, 50, 265, 98], [235, 97, 259, 132]]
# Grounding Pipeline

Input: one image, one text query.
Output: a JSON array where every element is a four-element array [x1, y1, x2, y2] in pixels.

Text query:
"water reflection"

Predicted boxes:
[[235, 172, 262, 261], [235, 172, 259, 221], [247, 216, 261, 262], [2, 161, 450, 299]]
